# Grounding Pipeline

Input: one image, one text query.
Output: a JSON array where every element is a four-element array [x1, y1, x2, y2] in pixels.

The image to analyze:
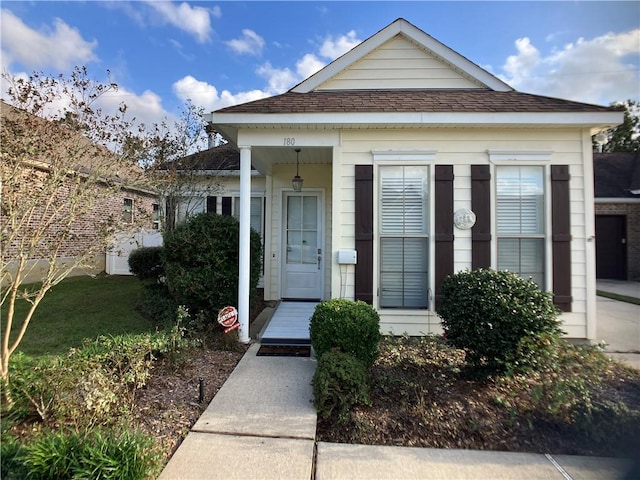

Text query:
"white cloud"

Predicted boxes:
[[226, 29, 265, 56], [172, 75, 268, 111], [173, 28, 363, 112], [499, 30, 640, 105], [256, 62, 298, 95], [144, 1, 213, 43], [318, 30, 360, 59], [0, 9, 98, 71], [296, 53, 325, 79]]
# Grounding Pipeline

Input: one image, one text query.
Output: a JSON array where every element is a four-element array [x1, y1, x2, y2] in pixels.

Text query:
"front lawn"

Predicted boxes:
[[316, 336, 640, 458], [3, 274, 155, 356]]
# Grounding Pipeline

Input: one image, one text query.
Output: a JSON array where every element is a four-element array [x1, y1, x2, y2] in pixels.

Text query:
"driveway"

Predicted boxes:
[[595, 280, 640, 370]]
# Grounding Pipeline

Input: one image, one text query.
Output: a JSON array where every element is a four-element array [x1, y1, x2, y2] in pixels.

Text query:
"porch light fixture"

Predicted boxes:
[[292, 148, 303, 192]]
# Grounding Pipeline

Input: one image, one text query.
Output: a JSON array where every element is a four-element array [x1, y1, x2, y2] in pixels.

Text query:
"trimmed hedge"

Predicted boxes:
[[437, 268, 562, 372], [162, 213, 262, 320], [312, 349, 371, 422], [309, 299, 381, 368]]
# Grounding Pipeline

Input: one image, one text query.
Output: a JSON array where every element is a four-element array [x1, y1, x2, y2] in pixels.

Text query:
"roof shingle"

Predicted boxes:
[[215, 90, 619, 115]]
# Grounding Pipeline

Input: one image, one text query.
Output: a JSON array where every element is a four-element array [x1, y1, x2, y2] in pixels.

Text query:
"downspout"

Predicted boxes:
[[238, 146, 252, 343]]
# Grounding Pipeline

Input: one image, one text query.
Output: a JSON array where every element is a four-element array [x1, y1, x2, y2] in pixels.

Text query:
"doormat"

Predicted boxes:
[[257, 345, 311, 357]]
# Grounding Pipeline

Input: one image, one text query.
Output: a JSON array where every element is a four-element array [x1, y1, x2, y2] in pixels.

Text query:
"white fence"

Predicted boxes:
[[106, 230, 163, 275]]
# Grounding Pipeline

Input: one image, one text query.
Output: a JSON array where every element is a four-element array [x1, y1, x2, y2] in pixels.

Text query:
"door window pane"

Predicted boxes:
[[286, 194, 318, 265]]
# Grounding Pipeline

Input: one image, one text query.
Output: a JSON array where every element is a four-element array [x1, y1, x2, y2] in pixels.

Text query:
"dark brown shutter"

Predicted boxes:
[[471, 165, 491, 269], [354, 165, 374, 304], [551, 165, 572, 312], [206, 196, 217, 214], [434, 165, 454, 309], [221, 196, 232, 216]]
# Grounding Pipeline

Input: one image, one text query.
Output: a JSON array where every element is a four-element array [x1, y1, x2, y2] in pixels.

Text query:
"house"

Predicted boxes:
[[163, 143, 267, 237], [205, 18, 623, 342], [594, 152, 640, 281], [0, 100, 159, 284]]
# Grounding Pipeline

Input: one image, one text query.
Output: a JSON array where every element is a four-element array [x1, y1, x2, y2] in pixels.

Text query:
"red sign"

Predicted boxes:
[[217, 306, 239, 333]]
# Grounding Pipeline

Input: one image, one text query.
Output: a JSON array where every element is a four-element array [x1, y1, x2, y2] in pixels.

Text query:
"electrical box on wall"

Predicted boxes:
[[337, 249, 357, 265]]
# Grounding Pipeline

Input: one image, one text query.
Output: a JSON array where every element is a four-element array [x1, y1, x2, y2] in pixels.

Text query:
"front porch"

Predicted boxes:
[[256, 301, 317, 346]]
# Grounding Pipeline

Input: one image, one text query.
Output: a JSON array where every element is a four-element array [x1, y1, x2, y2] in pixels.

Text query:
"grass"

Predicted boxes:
[[2, 274, 155, 357], [596, 290, 640, 305]]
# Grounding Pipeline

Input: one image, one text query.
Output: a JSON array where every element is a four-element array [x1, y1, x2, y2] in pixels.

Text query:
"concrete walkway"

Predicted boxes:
[[159, 283, 639, 480], [159, 346, 635, 480]]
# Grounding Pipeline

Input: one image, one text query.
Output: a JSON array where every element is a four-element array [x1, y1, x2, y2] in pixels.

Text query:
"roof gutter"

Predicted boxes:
[[208, 111, 623, 131]]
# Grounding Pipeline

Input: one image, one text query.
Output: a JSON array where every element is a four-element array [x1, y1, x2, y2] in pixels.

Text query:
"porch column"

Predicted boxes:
[[238, 145, 252, 343]]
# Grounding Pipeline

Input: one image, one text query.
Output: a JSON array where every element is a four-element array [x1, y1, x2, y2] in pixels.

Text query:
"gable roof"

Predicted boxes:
[[208, 18, 623, 140], [594, 152, 640, 198], [1, 100, 154, 194], [292, 18, 512, 93]]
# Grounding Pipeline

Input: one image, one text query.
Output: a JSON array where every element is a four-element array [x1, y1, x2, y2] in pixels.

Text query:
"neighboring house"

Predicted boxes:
[[206, 18, 623, 341], [594, 152, 640, 281], [0, 101, 159, 284], [167, 144, 267, 238]]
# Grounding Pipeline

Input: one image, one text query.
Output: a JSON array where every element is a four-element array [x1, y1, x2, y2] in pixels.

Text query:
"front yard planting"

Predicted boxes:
[[316, 335, 640, 457], [1, 275, 246, 479]]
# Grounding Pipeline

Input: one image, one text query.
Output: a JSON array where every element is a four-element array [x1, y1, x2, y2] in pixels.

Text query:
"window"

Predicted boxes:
[[123, 198, 133, 223], [152, 203, 160, 229], [496, 166, 545, 287], [378, 166, 429, 309], [233, 196, 264, 239]]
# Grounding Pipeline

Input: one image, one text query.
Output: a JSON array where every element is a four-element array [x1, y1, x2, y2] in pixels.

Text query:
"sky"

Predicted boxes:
[[1, 1, 639, 128]]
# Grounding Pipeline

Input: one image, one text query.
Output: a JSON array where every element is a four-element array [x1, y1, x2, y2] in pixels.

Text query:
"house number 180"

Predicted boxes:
[[283, 137, 296, 146]]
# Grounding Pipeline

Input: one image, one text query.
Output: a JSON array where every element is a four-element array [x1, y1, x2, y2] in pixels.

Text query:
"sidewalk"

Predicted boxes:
[[158, 343, 635, 480]]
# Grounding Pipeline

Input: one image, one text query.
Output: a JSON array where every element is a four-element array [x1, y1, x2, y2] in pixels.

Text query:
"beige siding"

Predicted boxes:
[[318, 36, 483, 91], [334, 127, 592, 337]]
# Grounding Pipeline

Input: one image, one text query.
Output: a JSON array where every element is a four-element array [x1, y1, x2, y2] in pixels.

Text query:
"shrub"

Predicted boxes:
[[22, 428, 160, 480], [128, 246, 164, 282], [437, 269, 562, 372], [162, 213, 262, 321], [312, 349, 371, 422], [309, 299, 381, 367], [8, 331, 195, 429]]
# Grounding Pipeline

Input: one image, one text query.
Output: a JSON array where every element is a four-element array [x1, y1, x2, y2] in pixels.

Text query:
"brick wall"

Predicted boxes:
[[595, 202, 640, 281], [2, 168, 157, 264]]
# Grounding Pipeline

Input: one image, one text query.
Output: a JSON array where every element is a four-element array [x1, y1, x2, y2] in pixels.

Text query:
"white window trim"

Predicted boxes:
[[372, 151, 436, 312], [372, 150, 437, 162], [487, 149, 553, 164], [123, 197, 134, 224]]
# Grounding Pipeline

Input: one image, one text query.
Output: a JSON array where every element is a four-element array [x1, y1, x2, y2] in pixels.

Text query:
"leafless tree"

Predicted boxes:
[[0, 67, 151, 407]]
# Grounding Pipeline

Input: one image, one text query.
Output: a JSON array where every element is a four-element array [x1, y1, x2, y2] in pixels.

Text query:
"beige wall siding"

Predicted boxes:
[[333, 127, 592, 337], [319, 36, 482, 91]]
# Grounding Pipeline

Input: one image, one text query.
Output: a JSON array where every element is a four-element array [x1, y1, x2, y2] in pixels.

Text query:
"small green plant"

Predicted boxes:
[[437, 269, 563, 372], [309, 299, 381, 367], [22, 428, 160, 480], [0, 435, 29, 480], [313, 349, 371, 423], [128, 246, 165, 282]]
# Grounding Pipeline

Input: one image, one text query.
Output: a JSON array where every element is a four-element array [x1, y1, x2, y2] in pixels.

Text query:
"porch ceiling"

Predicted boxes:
[[248, 145, 332, 176]]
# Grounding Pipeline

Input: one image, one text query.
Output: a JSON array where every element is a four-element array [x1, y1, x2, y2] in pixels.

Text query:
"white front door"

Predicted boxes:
[[282, 191, 323, 299]]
